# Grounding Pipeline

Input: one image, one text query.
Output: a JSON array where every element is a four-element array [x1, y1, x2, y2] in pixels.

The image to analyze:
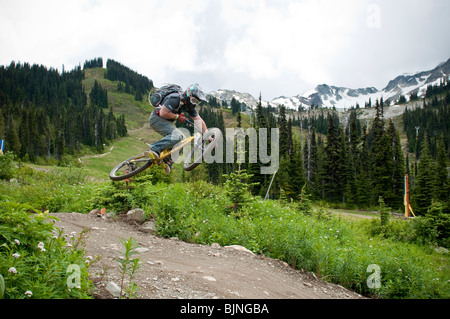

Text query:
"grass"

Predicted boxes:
[[2, 150, 449, 299], [329, 208, 380, 219], [117, 180, 450, 299], [81, 135, 149, 180], [82, 67, 152, 130], [2, 68, 447, 299]]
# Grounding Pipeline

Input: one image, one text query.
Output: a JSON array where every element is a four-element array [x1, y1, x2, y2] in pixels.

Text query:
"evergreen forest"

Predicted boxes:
[[197, 84, 449, 218], [0, 58, 152, 161], [0, 58, 449, 300]]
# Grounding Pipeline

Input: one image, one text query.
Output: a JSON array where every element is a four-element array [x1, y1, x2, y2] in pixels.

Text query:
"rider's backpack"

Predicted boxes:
[[149, 84, 184, 107]]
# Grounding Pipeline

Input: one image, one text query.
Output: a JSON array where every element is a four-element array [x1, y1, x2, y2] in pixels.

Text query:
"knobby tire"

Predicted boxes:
[[183, 128, 221, 171], [109, 154, 154, 181]]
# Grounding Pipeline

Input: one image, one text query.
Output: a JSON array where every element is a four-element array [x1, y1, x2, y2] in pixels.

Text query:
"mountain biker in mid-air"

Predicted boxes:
[[146, 83, 208, 174]]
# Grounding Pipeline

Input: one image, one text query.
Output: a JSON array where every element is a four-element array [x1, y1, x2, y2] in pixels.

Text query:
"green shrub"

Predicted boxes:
[[0, 163, 95, 213], [0, 198, 94, 298], [135, 182, 449, 299], [89, 181, 133, 213], [0, 152, 16, 180], [413, 201, 450, 247]]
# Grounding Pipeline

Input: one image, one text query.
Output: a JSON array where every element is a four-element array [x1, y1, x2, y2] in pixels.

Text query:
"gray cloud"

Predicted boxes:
[[1, 0, 448, 100]]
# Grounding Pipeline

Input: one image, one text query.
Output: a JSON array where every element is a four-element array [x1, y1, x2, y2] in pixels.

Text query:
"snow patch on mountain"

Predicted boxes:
[[207, 58, 449, 111]]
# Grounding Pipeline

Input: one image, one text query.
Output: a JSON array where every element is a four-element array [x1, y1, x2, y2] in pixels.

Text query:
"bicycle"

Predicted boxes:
[[109, 119, 222, 181]]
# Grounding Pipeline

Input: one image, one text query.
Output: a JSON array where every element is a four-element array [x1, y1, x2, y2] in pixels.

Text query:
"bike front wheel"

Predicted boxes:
[[109, 153, 155, 181], [183, 128, 222, 171]]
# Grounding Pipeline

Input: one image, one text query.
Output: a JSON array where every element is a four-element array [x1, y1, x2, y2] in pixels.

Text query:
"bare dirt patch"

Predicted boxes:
[[50, 212, 365, 300]]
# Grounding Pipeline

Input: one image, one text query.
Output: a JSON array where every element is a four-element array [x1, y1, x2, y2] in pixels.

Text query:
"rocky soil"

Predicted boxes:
[[50, 212, 365, 300]]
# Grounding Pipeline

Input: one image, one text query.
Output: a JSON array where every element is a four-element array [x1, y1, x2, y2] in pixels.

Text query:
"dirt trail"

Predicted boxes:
[[50, 212, 364, 300]]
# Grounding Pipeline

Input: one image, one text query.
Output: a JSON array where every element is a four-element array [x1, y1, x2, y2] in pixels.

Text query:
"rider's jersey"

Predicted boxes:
[[152, 92, 199, 118]]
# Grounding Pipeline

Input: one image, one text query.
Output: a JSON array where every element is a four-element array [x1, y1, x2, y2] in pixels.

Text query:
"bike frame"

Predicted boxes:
[[127, 134, 196, 168]]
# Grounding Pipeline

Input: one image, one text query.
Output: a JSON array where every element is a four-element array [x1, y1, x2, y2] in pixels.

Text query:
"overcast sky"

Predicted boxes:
[[1, 0, 449, 100]]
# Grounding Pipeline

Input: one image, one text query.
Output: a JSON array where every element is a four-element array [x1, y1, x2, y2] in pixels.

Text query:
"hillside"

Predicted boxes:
[[1, 59, 449, 301], [82, 67, 152, 130], [80, 62, 448, 217], [208, 57, 450, 110]]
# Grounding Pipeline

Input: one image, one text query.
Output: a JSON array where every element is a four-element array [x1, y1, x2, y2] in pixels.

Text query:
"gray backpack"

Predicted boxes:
[[149, 84, 183, 107]]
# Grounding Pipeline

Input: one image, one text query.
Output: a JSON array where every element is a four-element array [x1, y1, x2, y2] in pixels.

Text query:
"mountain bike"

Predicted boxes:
[[109, 120, 222, 181]]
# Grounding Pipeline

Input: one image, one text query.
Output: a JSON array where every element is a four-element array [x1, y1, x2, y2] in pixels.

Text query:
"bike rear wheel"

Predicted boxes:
[[183, 128, 222, 171], [109, 153, 155, 181]]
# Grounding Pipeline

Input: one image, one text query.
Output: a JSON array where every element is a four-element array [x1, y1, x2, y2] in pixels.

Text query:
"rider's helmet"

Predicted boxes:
[[186, 83, 207, 106]]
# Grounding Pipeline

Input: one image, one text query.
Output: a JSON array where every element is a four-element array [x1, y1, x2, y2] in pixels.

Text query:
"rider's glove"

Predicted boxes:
[[177, 114, 187, 123]]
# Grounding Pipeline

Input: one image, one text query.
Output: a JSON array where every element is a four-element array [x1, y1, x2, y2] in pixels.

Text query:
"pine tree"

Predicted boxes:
[[289, 138, 305, 200], [35, 108, 50, 156], [18, 108, 30, 159], [356, 123, 370, 206], [5, 119, 21, 155], [413, 136, 436, 214], [0, 110, 5, 139], [222, 138, 258, 216], [321, 113, 346, 202], [231, 97, 240, 115], [337, 128, 349, 203], [255, 93, 266, 129], [278, 105, 289, 157], [344, 111, 360, 205], [277, 155, 292, 200], [371, 131, 394, 206], [237, 111, 242, 128], [434, 135, 449, 203], [369, 99, 398, 207], [306, 128, 318, 196], [387, 120, 405, 209], [248, 94, 267, 196]]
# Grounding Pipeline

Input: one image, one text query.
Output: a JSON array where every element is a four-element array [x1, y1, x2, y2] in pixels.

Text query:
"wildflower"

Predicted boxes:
[[38, 242, 46, 252], [24, 291, 33, 298], [14, 239, 20, 245], [12, 253, 21, 258], [9, 267, 17, 274]]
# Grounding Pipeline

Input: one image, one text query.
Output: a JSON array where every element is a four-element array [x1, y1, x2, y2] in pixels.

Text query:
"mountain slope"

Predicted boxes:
[[209, 57, 450, 110]]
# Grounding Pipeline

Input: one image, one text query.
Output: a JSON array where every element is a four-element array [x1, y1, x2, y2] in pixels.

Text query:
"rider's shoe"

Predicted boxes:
[[144, 149, 159, 160]]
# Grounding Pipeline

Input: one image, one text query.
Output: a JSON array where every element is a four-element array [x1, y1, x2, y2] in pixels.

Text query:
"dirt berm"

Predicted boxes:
[[50, 212, 365, 300]]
